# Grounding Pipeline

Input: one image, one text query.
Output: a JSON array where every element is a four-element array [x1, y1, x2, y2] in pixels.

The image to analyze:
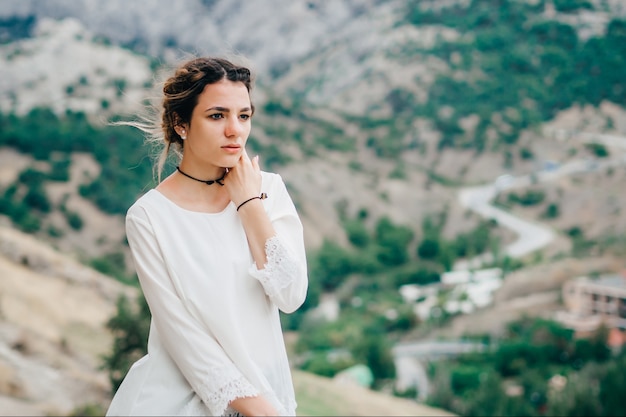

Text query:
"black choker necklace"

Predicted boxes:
[[176, 166, 227, 186]]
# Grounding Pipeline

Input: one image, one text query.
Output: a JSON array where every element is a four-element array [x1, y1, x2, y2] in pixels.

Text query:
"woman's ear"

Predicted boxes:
[[175, 126, 187, 140], [172, 113, 188, 139], [171, 113, 181, 129], [174, 125, 185, 136]]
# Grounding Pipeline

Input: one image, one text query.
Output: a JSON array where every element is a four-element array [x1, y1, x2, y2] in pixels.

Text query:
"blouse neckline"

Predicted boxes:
[[148, 189, 234, 216]]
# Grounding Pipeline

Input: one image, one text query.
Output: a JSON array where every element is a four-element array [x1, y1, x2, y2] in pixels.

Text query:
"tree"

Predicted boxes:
[[547, 366, 603, 416], [543, 203, 560, 219], [418, 237, 440, 260], [311, 239, 355, 291], [353, 329, 396, 386], [24, 185, 51, 213], [374, 217, 414, 266], [599, 351, 626, 416], [343, 218, 370, 248], [102, 294, 151, 392]]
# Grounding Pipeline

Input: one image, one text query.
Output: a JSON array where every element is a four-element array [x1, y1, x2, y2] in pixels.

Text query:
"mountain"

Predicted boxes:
[[2, 1, 626, 254], [0, 0, 396, 76], [2, 0, 626, 415]]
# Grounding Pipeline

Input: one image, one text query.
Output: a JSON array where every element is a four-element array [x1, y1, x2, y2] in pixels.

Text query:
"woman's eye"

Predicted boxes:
[[240, 114, 251, 120], [209, 113, 223, 120]]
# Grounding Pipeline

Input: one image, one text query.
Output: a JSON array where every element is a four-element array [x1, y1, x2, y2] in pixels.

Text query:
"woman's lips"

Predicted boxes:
[[222, 145, 241, 154]]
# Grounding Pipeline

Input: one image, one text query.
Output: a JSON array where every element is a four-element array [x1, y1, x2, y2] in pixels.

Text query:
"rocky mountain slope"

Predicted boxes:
[[0, 220, 136, 415], [0, 0, 398, 75], [0, 17, 152, 117]]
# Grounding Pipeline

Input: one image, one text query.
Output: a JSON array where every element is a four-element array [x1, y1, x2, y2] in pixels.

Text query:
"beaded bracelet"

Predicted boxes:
[[236, 192, 268, 211]]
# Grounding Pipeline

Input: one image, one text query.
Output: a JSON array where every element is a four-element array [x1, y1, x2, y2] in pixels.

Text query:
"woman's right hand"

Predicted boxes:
[[223, 149, 262, 208], [229, 395, 279, 416]]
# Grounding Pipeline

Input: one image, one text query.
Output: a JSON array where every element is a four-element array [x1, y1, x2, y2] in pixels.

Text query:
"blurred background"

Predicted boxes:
[[0, 0, 625, 415]]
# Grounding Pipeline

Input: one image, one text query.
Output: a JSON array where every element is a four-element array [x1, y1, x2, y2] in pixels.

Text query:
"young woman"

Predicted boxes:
[[106, 57, 308, 416]]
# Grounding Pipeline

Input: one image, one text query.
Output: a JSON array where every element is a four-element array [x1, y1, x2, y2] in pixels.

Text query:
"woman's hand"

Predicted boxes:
[[229, 395, 279, 416], [223, 149, 262, 207], [224, 147, 275, 269]]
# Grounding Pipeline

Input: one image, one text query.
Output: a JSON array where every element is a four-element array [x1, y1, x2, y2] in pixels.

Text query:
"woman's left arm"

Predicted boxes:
[[236, 173, 308, 313]]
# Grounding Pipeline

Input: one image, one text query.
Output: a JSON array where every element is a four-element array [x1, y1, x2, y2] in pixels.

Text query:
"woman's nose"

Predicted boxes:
[[224, 116, 243, 137]]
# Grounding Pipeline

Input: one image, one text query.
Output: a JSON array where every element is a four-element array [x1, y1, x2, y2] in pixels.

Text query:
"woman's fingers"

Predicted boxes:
[[241, 148, 251, 164], [224, 148, 261, 203], [240, 148, 260, 173]]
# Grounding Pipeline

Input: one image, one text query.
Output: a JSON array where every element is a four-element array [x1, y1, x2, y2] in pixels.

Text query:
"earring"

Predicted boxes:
[[180, 130, 186, 140]]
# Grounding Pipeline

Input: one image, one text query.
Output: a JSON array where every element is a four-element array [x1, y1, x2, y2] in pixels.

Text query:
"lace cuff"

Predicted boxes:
[[249, 235, 299, 298], [196, 365, 259, 416]]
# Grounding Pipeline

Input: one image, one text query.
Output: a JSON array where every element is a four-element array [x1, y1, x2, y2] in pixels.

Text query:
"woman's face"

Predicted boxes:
[[181, 79, 252, 171]]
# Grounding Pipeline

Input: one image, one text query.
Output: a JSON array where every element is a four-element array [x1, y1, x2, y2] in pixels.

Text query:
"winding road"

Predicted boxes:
[[455, 154, 626, 269]]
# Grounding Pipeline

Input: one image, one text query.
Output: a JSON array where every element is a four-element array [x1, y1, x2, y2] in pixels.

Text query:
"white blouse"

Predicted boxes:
[[106, 172, 308, 416]]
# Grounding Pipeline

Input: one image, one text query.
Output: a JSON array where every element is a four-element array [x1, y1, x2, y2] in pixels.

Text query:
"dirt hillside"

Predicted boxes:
[[0, 220, 136, 416]]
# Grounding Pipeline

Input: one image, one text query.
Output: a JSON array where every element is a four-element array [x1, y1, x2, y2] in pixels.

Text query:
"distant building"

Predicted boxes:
[[442, 268, 503, 314], [400, 268, 503, 320], [555, 273, 626, 339], [333, 364, 374, 388]]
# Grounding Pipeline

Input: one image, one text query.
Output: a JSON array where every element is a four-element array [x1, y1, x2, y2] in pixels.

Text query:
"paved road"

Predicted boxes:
[[392, 341, 486, 401], [455, 155, 626, 270]]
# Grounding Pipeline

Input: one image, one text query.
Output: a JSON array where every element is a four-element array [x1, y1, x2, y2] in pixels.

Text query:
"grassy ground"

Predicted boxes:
[[292, 369, 455, 416]]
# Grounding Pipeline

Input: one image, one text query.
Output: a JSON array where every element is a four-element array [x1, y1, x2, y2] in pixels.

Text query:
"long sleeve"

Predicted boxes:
[[249, 174, 308, 314], [126, 211, 258, 416]]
